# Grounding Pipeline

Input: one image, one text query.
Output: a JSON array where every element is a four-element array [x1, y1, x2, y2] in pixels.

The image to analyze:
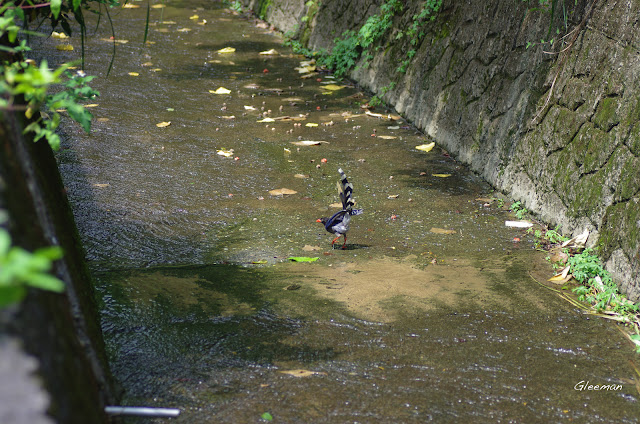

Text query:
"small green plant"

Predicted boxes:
[[509, 201, 529, 219], [543, 226, 567, 244], [0, 228, 65, 308], [369, 82, 396, 107], [570, 249, 638, 315]]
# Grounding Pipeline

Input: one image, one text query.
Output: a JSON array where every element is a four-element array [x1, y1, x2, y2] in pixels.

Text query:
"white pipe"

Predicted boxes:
[[104, 406, 181, 417]]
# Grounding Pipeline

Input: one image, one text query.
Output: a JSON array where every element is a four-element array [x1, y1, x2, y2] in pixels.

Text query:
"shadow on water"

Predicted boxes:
[[29, 0, 640, 422]]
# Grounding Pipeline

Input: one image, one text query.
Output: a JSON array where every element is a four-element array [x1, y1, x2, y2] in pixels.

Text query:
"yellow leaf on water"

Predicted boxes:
[[156, 121, 171, 128], [128, 72, 139, 76], [415, 142, 435, 152], [279, 369, 326, 377], [430, 227, 457, 235], [322, 84, 346, 91], [210, 87, 231, 94], [218, 47, 236, 54], [269, 188, 298, 196], [217, 149, 234, 157], [295, 65, 316, 74], [101, 38, 129, 44], [432, 173, 452, 178], [290, 140, 328, 146], [189, 14, 199, 20], [305, 123, 318, 127], [56, 44, 74, 51], [259, 49, 279, 55]]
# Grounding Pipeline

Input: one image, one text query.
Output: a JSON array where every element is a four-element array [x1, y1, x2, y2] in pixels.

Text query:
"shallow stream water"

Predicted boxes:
[[33, 1, 640, 422]]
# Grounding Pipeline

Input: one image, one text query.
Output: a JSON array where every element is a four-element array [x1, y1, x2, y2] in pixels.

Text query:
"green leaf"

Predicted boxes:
[[23, 272, 65, 292], [51, 0, 63, 19], [288, 256, 319, 262], [261, 412, 273, 421]]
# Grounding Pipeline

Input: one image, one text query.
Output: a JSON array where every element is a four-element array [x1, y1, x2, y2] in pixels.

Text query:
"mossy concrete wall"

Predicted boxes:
[[246, 0, 640, 301]]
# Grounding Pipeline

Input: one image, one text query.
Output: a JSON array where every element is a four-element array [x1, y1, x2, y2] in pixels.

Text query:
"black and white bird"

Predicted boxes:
[[317, 168, 364, 249]]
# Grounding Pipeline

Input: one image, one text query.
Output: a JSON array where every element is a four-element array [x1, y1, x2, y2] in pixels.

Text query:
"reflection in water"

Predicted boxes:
[[37, 0, 640, 422]]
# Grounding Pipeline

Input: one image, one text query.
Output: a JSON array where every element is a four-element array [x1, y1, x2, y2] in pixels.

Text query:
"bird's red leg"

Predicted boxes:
[[331, 235, 341, 248], [342, 234, 347, 249]]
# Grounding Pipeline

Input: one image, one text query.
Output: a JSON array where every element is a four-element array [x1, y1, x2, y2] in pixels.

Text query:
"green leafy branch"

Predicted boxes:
[[0, 227, 65, 308], [1, 1, 100, 150]]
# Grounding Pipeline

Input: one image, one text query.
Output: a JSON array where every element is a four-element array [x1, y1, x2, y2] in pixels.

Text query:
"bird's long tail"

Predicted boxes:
[[337, 168, 363, 216]]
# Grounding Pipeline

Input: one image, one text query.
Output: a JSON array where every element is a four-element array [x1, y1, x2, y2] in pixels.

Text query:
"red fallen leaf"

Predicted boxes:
[[316, 106, 321, 110], [263, 68, 269, 73], [513, 237, 521, 242], [320, 158, 328, 163]]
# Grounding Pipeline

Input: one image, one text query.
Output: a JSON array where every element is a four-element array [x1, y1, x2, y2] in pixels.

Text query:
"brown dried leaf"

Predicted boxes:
[[269, 188, 298, 196]]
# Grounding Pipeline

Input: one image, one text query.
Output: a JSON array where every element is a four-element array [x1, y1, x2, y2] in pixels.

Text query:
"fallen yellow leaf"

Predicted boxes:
[[278, 369, 326, 377], [259, 49, 279, 55], [84, 104, 99, 108], [269, 188, 298, 196], [290, 140, 328, 146], [305, 123, 319, 127], [322, 84, 346, 91], [156, 121, 171, 128], [122, 3, 140, 8], [210, 87, 231, 94], [93, 183, 110, 188], [218, 47, 236, 54], [415, 142, 435, 152], [177, 27, 191, 32], [244, 105, 256, 110], [56, 44, 73, 51], [430, 227, 457, 235], [51, 32, 69, 39], [432, 173, 452, 178], [189, 14, 199, 20], [128, 72, 140, 76], [217, 149, 234, 157], [151, 4, 165, 8], [378, 135, 397, 140], [257, 117, 275, 123]]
